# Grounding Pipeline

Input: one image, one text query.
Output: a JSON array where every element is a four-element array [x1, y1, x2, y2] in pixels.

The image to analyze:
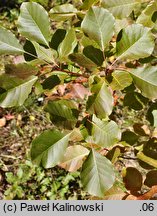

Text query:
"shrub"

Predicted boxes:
[[1, 1, 157, 198]]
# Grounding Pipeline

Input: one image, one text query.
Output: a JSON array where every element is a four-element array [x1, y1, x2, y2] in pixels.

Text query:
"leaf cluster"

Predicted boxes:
[[1, 0, 157, 198]]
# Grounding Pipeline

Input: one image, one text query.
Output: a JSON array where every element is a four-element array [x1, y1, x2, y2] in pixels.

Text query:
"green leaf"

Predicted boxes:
[[115, 18, 131, 35], [147, 102, 157, 126], [24, 40, 37, 61], [49, 4, 77, 21], [50, 29, 66, 51], [0, 27, 24, 55], [31, 129, 70, 168], [81, 149, 115, 197], [81, 6, 115, 51], [0, 74, 22, 90], [102, 0, 140, 19], [81, 35, 100, 49], [69, 53, 97, 70], [44, 100, 79, 129], [32, 42, 57, 64], [0, 75, 37, 108], [18, 2, 51, 46], [83, 46, 104, 66], [124, 92, 149, 110], [59, 145, 89, 172], [116, 24, 154, 60], [121, 131, 139, 145], [110, 70, 132, 90], [91, 115, 121, 147], [45, 100, 78, 120], [58, 28, 77, 60], [81, 0, 99, 10], [5, 63, 38, 79], [137, 152, 157, 168], [42, 75, 60, 90], [87, 81, 113, 118], [129, 66, 157, 99], [137, 0, 157, 28]]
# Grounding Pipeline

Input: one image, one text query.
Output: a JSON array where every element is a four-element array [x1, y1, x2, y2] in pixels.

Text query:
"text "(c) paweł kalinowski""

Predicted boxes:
[[20, 202, 104, 212]]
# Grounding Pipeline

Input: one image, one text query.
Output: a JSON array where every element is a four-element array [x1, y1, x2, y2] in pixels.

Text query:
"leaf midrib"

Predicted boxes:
[[117, 28, 149, 59], [130, 71, 157, 87], [62, 152, 89, 164], [1, 43, 24, 53], [93, 8, 105, 51], [7, 76, 37, 93], [92, 150, 102, 195], [36, 133, 69, 159]]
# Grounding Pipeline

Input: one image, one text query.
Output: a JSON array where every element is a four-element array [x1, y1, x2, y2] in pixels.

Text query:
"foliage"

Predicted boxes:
[[1, 0, 157, 199], [4, 160, 86, 200]]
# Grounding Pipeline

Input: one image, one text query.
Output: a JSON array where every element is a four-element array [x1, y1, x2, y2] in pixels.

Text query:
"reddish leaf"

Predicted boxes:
[[64, 83, 90, 99]]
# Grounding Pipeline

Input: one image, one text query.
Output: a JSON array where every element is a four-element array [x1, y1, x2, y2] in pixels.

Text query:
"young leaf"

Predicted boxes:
[[110, 70, 132, 90], [91, 115, 121, 147], [102, 0, 140, 19], [31, 129, 70, 168], [116, 24, 154, 60], [81, 149, 115, 197], [130, 66, 157, 99], [0, 75, 37, 108], [18, 2, 51, 46], [81, 6, 115, 51], [0, 27, 24, 55], [59, 145, 89, 172], [87, 81, 114, 118], [58, 28, 77, 60]]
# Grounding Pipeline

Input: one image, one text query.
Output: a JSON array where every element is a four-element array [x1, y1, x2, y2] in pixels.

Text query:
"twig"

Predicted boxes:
[[119, 156, 137, 160], [39, 66, 89, 78]]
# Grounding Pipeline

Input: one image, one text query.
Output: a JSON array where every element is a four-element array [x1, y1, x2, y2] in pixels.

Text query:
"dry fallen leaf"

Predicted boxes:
[[13, 55, 25, 64], [5, 114, 15, 121], [0, 117, 6, 127], [126, 186, 157, 200]]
